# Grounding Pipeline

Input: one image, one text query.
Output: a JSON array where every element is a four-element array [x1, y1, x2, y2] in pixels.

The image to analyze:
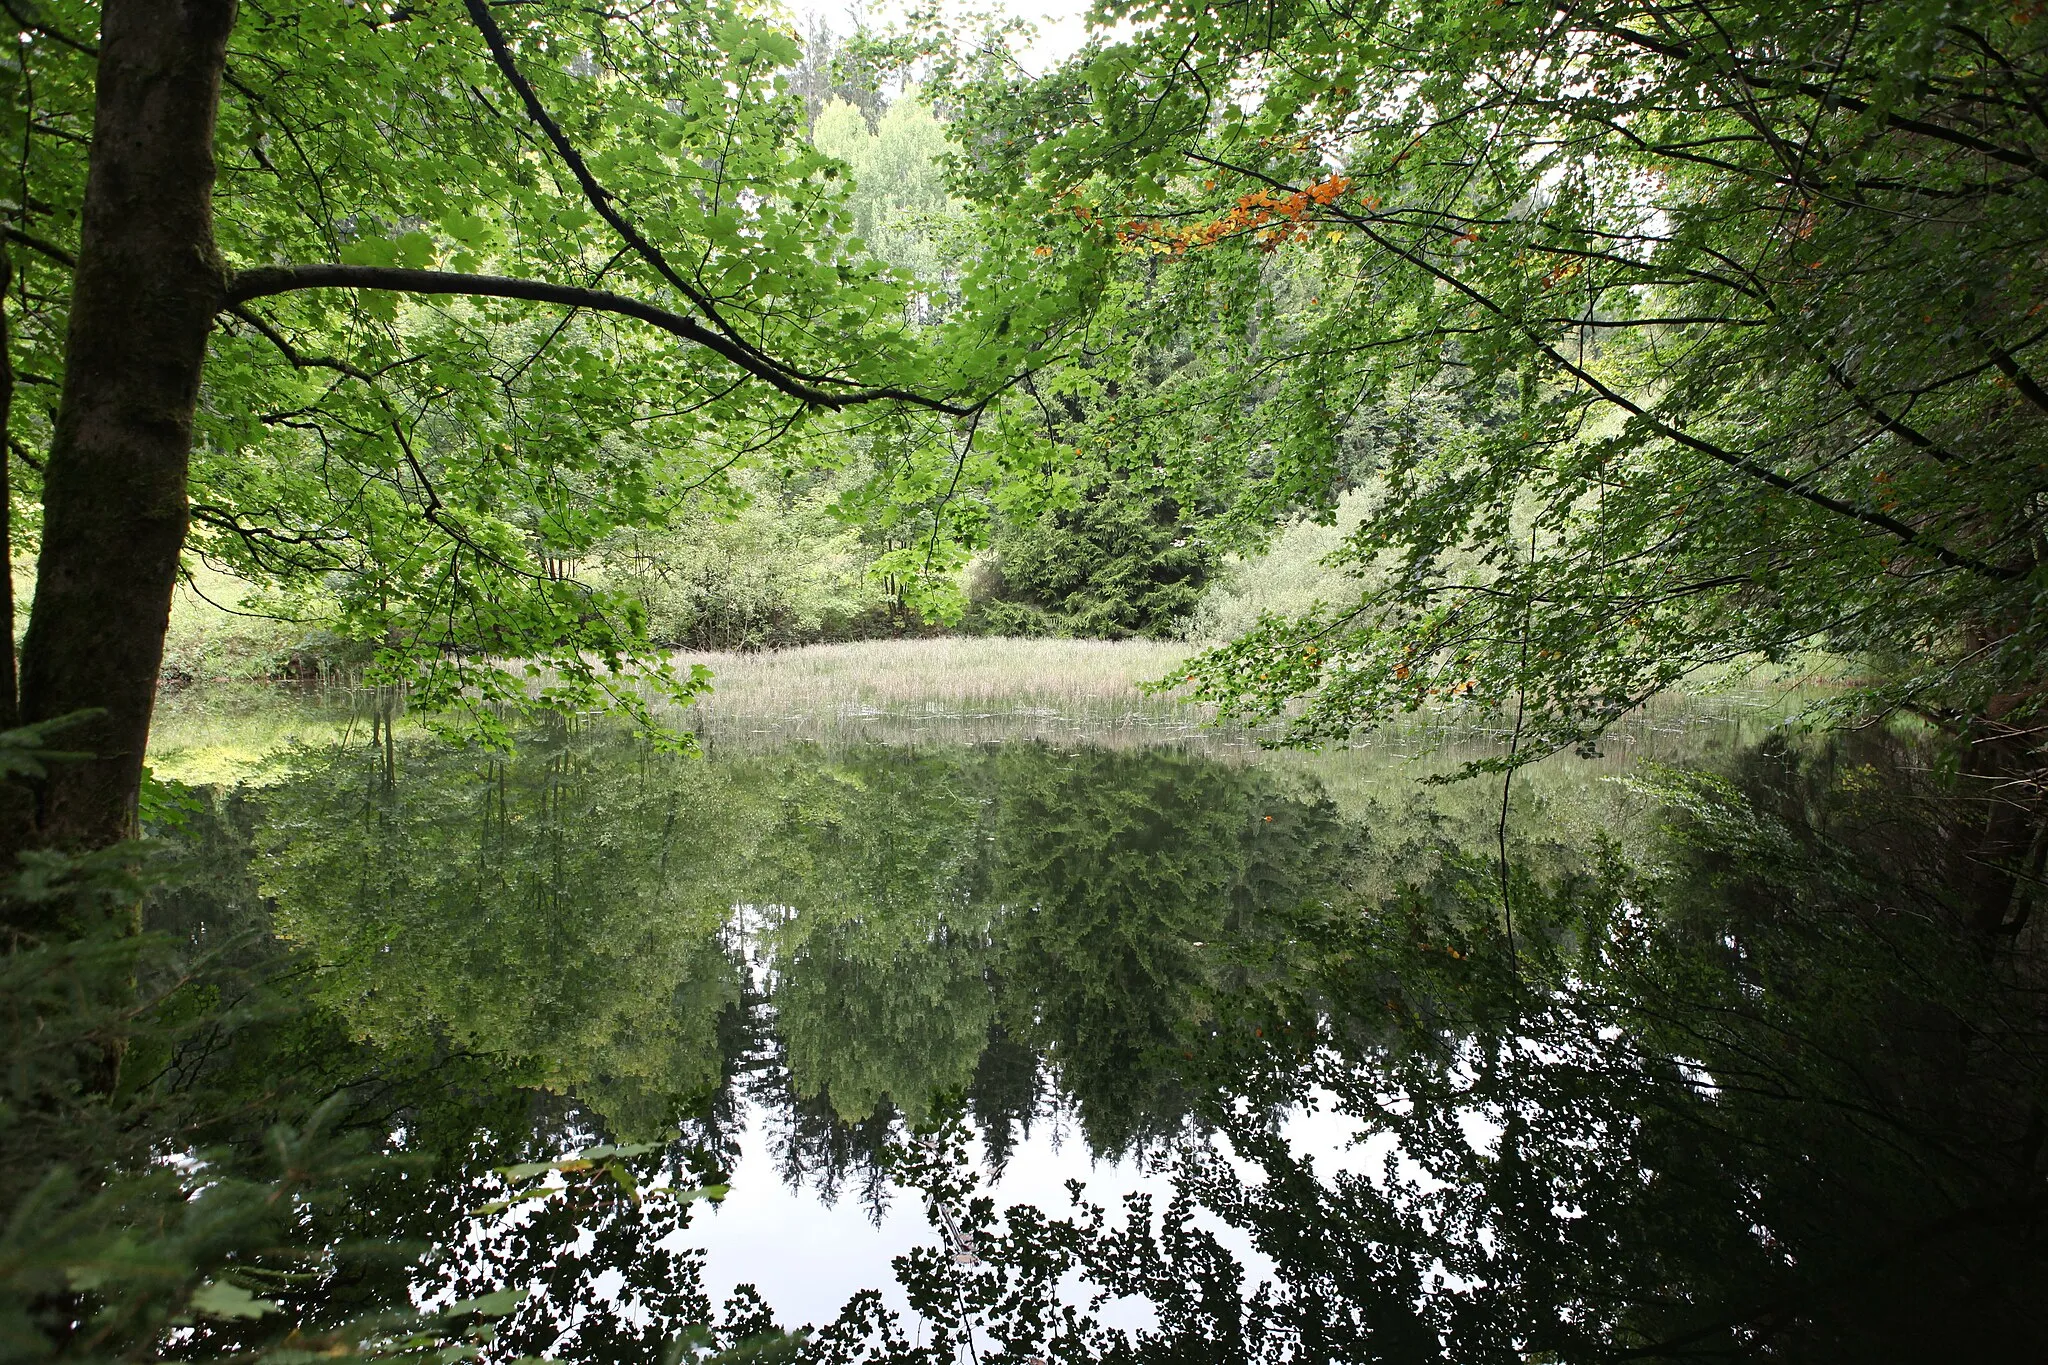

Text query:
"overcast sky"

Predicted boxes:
[[788, 0, 1102, 76]]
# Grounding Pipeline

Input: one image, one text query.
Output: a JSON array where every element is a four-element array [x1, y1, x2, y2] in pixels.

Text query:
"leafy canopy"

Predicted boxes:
[[2, 0, 1109, 740], [930, 0, 2048, 757]]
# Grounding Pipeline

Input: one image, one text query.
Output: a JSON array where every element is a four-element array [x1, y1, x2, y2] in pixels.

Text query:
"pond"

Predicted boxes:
[[145, 683, 2048, 1363]]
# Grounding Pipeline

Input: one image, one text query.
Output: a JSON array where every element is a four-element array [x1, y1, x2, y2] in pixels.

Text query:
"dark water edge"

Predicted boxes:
[[124, 711, 2048, 1363]]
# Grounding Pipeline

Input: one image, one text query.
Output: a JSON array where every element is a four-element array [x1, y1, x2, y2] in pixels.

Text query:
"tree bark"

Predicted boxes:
[[0, 241, 18, 733], [8, 0, 236, 862]]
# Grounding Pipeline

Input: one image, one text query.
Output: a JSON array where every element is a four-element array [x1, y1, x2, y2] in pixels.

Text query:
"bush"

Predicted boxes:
[[599, 484, 894, 650], [149, 564, 359, 684], [1185, 487, 1375, 641]]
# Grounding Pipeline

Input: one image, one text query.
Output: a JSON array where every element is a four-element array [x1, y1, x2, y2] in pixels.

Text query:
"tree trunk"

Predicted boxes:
[[7, 0, 236, 867], [0, 241, 18, 733]]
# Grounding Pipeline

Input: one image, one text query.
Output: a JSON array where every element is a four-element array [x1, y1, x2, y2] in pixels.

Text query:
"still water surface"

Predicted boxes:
[[151, 692, 2048, 1362]]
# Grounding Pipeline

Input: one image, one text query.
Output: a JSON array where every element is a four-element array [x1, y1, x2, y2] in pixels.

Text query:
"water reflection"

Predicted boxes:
[[252, 735, 1363, 1164], [159, 723, 2048, 1362]]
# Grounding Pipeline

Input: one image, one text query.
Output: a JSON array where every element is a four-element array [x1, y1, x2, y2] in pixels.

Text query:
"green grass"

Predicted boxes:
[[664, 636, 1220, 748], [156, 561, 337, 683]]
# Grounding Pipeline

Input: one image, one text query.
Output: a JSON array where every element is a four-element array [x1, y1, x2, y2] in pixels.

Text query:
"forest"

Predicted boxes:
[[3, 0, 2046, 1361]]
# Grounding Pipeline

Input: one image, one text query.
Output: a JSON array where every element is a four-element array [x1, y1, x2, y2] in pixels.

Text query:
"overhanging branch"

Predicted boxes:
[[1570, 10, 2048, 182], [461, 0, 882, 400], [1184, 154, 2026, 584], [223, 264, 973, 415], [2, 225, 76, 269], [459, 0, 733, 334]]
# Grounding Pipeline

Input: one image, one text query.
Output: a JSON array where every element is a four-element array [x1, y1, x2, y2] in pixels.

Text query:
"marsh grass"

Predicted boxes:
[[678, 636, 1195, 707], [664, 636, 1826, 758], [664, 636, 1232, 749]]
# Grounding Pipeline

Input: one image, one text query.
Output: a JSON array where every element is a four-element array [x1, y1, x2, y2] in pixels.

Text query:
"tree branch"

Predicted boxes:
[[225, 303, 379, 384], [460, 0, 947, 400], [0, 0, 96, 58], [1570, 10, 2048, 181], [223, 264, 973, 415], [1823, 362, 1959, 464], [1185, 154, 2025, 583], [1, 224, 75, 269], [461, 0, 762, 363], [188, 504, 346, 578], [1982, 339, 2048, 417]]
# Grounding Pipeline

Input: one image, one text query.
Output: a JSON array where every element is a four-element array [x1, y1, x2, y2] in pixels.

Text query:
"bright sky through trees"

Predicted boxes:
[[792, 0, 1099, 70]]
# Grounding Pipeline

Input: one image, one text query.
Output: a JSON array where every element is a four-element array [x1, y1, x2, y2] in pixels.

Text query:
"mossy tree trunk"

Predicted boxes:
[[1, 0, 236, 878]]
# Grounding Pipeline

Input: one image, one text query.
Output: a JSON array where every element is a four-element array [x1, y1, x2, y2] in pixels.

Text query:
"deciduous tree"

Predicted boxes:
[[0, 0, 1086, 870], [939, 0, 2048, 893]]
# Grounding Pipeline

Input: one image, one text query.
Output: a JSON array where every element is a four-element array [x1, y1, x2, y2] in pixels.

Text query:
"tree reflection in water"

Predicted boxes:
[[167, 723, 2046, 1362]]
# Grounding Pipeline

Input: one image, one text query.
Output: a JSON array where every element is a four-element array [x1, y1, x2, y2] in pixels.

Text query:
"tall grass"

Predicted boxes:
[[660, 635, 1827, 761], [675, 636, 1193, 711], [666, 636, 1229, 750]]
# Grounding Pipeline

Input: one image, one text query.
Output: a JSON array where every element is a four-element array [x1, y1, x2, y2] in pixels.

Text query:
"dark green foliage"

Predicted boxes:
[[0, 860, 500, 1359], [972, 478, 1214, 639]]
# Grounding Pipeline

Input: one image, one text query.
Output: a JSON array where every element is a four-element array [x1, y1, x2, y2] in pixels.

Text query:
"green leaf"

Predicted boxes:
[[472, 1186, 562, 1216], [575, 1142, 661, 1160], [438, 210, 493, 248], [339, 234, 399, 269], [190, 1279, 277, 1321], [443, 1288, 529, 1318], [393, 230, 437, 270]]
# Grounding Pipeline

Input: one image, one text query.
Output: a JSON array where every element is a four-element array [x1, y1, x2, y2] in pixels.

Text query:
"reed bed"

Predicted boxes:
[[674, 637, 1197, 711], [666, 637, 1244, 750], [664, 637, 1823, 757]]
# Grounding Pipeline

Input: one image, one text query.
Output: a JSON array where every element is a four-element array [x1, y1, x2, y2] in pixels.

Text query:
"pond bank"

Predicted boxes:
[[148, 635, 1840, 787]]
